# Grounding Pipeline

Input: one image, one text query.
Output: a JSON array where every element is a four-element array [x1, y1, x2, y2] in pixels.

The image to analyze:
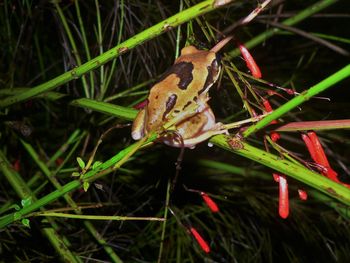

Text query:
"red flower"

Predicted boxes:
[[189, 227, 210, 253], [201, 192, 219, 213]]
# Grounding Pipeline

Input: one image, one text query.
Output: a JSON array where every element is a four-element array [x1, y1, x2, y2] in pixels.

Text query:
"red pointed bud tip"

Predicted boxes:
[[301, 133, 318, 162], [262, 99, 278, 124], [238, 44, 262, 79], [13, 159, 20, 172], [278, 175, 289, 219], [272, 173, 280, 182], [201, 192, 219, 213], [285, 88, 295, 95], [189, 227, 210, 253], [271, 132, 281, 142], [133, 99, 148, 110], [303, 132, 347, 186], [325, 168, 350, 189], [307, 131, 330, 167], [267, 90, 285, 100], [262, 99, 273, 112], [298, 189, 308, 201], [324, 167, 338, 181], [273, 174, 289, 218]]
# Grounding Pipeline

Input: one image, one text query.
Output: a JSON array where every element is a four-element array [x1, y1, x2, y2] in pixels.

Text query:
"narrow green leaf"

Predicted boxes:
[[71, 172, 80, 177], [21, 218, 30, 228], [12, 204, 21, 211], [83, 181, 90, 192], [76, 157, 85, 169], [21, 197, 32, 208], [92, 161, 102, 169]]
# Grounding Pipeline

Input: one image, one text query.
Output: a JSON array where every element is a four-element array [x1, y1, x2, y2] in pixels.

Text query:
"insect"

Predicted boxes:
[[131, 37, 233, 148]]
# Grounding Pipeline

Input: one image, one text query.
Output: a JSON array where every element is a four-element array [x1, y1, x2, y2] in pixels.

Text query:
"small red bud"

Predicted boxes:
[[189, 227, 210, 253], [238, 44, 262, 79], [201, 192, 219, 213], [298, 189, 308, 201]]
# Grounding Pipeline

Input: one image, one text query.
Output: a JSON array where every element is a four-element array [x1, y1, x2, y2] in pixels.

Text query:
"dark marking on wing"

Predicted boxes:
[[163, 94, 177, 120], [158, 62, 194, 90], [198, 58, 220, 95]]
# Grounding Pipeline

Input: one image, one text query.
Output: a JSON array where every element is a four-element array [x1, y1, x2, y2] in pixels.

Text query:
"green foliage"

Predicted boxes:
[[0, 0, 350, 262], [76, 157, 86, 170]]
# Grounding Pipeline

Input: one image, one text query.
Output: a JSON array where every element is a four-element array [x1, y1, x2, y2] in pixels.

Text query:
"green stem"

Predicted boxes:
[[0, 134, 157, 229], [198, 159, 350, 219], [74, 0, 95, 97], [228, 0, 339, 57], [95, 0, 105, 97], [0, 0, 232, 109], [54, 2, 90, 98], [243, 64, 350, 137], [0, 150, 81, 263], [210, 135, 350, 206], [157, 178, 171, 263], [34, 212, 165, 221]]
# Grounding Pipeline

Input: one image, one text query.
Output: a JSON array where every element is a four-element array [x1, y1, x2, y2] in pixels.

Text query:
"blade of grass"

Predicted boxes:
[[228, 0, 340, 58], [21, 133, 124, 262], [0, 0, 234, 109], [198, 159, 350, 219], [271, 119, 350, 132], [0, 133, 157, 228], [54, 2, 91, 98], [0, 150, 82, 263], [243, 64, 350, 137], [210, 135, 350, 206], [33, 212, 164, 221], [94, 0, 105, 98], [0, 87, 138, 120], [103, 0, 125, 100], [74, 0, 95, 97]]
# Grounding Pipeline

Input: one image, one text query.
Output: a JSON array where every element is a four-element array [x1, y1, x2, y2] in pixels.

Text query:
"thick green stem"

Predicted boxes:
[[243, 64, 350, 137], [0, 0, 233, 109], [0, 134, 156, 229], [228, 0, 339, 57], [0, 151, 81, 262], [210, 135, 350, 206]]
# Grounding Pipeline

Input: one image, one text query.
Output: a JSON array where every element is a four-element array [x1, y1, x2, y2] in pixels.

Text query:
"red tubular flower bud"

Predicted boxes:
[[189, 227, 210, 253], [262, 99, 278, 124], [278, 175, 289, 219], [298, 189, 308, 201], [201, 192, 219, 213], [271, 132, 281, 142], [301, 133, 319, 162], [238, 44, 262, 79], [307, 131, 330, 167], [273, 173, 289, 219]]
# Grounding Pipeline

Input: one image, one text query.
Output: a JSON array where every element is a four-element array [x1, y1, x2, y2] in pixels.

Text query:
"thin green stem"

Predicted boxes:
[[0, 134, 157, 229], [33, 212, 165, 221], [228, 0, 339, 57], [198, 159, 350, 219], [95, 0, 105, 97], [157, 178, 171, 263], [0, 150, 81, 262], [0, 0, 233, 109], [210, 135, 350, 206], [243, 64, 350, 137], [75, 0, 95, 97], [54, 2, 90, 98]]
